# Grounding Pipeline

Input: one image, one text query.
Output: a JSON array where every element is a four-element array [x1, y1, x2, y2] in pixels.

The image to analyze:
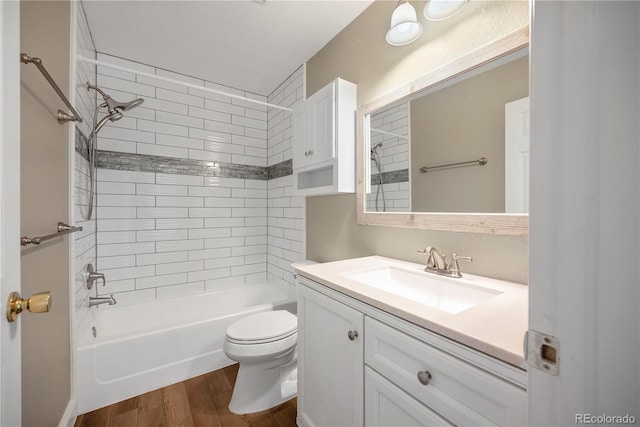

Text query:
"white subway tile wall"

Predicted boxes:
[[73, 1, 97, 331], [92, 54, 304, 304], [367, 102, 411, 212], [267, 68, 305, 292]]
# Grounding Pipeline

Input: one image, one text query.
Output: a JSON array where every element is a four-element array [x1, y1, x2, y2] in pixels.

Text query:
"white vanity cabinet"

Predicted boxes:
[[297, 283, 364, 427], [292, 78, 357, 196], [364, 317, 527, 426], [296, 277, 527, 427]]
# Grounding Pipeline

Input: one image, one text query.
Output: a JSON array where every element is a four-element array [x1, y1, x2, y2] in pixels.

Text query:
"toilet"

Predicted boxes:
[[223, 310, 298, 414]]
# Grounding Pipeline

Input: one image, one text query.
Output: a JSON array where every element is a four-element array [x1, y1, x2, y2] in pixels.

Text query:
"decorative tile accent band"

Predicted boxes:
[[371, 169, 409, 185], [268, 159, 292, 180], [75, 128, 89, 161], [96, 150, 292, 181]]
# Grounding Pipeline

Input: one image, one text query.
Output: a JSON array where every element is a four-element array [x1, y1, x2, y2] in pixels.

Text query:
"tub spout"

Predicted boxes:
[[89, 295, 116, 308]]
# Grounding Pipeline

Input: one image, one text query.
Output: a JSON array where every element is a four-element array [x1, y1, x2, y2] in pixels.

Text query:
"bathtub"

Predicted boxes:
[[76, 283, 295, 413]]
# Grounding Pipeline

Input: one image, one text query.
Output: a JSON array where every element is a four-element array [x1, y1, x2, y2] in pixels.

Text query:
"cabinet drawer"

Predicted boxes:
[[365, 317, 526, 426], [366, 367, 453, 427]]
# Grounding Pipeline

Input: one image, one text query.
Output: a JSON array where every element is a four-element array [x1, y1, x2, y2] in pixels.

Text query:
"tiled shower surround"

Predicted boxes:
[[91, 55, 304, 305], [367, 102, 410, 212], [73, 1, 97, 329]]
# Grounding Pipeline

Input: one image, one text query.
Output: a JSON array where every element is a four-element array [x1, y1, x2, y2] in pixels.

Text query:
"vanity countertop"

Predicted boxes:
[[295, 255, 528, 370]]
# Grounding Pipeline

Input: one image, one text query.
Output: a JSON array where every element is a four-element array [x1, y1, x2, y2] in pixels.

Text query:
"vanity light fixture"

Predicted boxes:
[[386, 1, 423, 46], [423, 0, 469, 21]]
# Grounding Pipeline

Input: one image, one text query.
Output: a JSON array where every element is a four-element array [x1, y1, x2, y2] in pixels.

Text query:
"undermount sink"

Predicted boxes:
[[341, 265, 503, 314]]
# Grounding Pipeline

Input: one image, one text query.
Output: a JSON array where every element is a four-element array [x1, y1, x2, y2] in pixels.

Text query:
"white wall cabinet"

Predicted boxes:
[[297, 277, 527, 427], [296, 283, 364, 427], [292, 78, 357, 196]]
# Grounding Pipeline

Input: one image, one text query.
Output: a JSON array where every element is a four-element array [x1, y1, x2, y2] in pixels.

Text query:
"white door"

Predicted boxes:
[[504, 96, 529, 213], [529, 2, 639, 424], [0, 1, 22, 425]]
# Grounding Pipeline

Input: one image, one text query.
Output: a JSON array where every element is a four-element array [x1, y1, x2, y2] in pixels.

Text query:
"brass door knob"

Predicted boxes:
[[6, 291, 51, 322]]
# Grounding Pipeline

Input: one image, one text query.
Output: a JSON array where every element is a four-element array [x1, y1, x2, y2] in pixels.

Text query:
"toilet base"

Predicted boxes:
[[228, 355, 297, 415]]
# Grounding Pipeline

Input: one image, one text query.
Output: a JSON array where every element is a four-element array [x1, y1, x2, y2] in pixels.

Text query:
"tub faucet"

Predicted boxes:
[[417, 246, 472, 278], [89, 295, 116, 308]]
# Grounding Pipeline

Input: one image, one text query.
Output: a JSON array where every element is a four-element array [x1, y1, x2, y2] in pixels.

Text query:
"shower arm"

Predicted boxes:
[[86, 83, 110, 100]]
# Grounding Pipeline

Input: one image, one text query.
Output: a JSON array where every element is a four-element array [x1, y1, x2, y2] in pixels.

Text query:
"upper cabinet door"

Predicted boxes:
[[293, 81, 336, 169], [292, 101, 310, 167], [307, 82, 336, 165]]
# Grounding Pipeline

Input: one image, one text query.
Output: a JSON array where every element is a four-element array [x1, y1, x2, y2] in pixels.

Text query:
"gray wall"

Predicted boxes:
[[20, 1, 71, 425], [305, 0, 529, 284]]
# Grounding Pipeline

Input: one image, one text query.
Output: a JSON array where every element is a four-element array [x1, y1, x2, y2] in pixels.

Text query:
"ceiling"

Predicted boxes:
[[82, 0, 374, 96]]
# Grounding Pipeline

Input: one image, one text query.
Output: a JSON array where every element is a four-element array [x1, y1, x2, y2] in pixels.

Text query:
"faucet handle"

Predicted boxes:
[[85, 264, 106, 289], [417, 249, 436, 268], [447, 254, 472, 277]]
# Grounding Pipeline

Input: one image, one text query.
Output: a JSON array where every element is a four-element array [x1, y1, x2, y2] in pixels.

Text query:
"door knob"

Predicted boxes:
[[347, 330, 358, 341], [6, 291, 51, 322]]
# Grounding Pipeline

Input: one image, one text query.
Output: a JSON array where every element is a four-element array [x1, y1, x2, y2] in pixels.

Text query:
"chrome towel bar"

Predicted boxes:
[[419, 157, 488, 173], [20, 53, 83, 124], [21, 222, 83, 246]]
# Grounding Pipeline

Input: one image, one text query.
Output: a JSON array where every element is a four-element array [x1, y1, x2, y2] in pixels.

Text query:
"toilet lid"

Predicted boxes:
[[226, 310, 297, 343]]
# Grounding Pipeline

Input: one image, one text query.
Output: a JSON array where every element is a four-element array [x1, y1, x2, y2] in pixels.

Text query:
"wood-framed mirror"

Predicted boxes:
[[356, 27, 529, 235]]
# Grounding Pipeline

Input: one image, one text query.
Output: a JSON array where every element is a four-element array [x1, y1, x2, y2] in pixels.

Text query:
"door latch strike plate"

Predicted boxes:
[[524, 330, 560, 375]]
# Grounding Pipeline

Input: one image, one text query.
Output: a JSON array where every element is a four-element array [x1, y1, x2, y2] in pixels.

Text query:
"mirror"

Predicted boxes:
[[357, 28, 529, 235]]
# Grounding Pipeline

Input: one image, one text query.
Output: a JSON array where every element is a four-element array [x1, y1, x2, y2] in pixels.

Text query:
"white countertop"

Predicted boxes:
[[295, 256, 528, 369]]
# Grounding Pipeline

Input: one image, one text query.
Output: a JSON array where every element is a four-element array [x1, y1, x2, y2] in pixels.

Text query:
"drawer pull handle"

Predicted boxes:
[[417, 370, 432, 385], [347, 330, 358, 341]]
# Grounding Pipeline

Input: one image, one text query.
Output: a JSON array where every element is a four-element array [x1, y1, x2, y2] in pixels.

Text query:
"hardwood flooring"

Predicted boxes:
[[74, 364, 298, 427]]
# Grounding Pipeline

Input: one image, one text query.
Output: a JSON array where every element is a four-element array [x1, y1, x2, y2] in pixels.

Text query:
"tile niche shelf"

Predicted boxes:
[[292, 78, 357, 196]]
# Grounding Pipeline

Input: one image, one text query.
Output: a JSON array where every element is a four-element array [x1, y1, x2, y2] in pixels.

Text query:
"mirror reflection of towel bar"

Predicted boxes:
[[21, 222, 83, 246], [419, 157, 488, 173]]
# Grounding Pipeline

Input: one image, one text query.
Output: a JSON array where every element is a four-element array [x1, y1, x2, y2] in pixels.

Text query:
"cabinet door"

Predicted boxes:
[[297, 284, 364, 427], [307, 81, 336, 165], [292, 101, 310, 168], [365, 367, 454, 427]]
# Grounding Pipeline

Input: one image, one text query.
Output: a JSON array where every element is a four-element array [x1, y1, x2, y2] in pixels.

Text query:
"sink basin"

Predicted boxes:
[[342, 266, 503, 314]]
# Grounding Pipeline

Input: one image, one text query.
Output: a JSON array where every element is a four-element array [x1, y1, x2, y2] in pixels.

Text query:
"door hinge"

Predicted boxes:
[[524, 330, 560, 375]]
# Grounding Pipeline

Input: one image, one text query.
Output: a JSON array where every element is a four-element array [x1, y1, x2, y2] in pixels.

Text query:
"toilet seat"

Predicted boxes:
[[226, 310, 297, 345]]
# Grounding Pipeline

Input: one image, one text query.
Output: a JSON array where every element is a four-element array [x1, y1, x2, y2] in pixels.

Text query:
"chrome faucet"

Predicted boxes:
[[418, 246, 472, 278], [88, 295, 116, 308]]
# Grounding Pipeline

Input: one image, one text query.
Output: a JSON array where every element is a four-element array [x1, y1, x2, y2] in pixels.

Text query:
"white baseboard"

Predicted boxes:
[[58, 397, 77, 427]]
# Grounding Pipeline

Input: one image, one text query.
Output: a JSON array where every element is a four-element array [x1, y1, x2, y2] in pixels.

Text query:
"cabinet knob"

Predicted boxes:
[[417, 370, 432, 385], [347, 330, 358, 341]]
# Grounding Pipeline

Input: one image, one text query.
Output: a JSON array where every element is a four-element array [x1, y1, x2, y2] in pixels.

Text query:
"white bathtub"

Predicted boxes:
[[76, 284, 295, 413]]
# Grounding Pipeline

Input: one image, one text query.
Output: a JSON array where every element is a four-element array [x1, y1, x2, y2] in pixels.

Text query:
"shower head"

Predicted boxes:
[[94, 108, 123, 134], [86, 82, 145, 114], [115, 97, 145, 111], [87, 82, 144, 134]]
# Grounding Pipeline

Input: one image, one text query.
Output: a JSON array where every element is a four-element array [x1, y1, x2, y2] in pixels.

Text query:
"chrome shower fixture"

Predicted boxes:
[[84, 83, 145, 220], [370, 142, 386, 212], [371, 142, 383, 159], [86, 82, 145, 115]]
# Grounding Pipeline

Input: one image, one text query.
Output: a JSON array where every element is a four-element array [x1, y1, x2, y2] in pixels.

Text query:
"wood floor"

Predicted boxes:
[[74, 364, 297, 427]]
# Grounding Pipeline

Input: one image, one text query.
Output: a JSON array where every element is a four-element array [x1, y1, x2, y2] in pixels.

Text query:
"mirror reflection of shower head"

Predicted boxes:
[[371, 142, 383, 160]]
